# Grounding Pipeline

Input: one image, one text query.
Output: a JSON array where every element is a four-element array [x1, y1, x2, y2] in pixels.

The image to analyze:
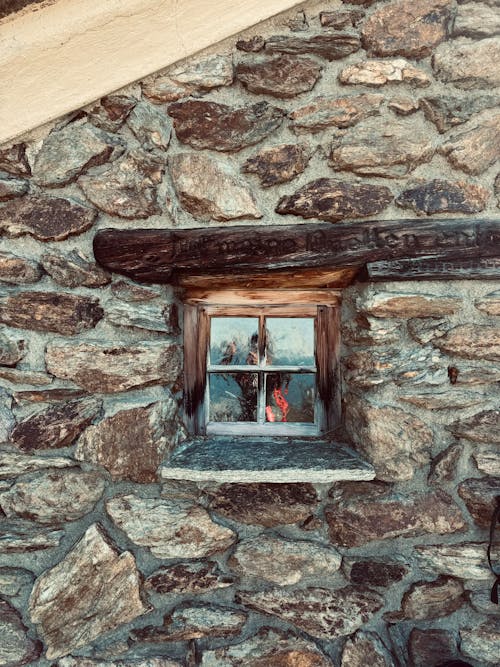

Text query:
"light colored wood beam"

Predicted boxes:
[[0, 0, 303, 145]]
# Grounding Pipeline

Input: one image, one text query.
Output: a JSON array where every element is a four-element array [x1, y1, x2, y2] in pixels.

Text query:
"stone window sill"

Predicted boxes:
[[160, 438, 375, 483]]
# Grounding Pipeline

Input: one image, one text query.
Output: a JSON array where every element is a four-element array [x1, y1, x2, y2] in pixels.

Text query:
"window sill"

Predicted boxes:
[[160, 438, 375, 484]]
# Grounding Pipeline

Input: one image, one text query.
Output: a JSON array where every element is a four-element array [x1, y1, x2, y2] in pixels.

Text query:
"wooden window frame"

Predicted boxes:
[[184, 289, 341, 439]]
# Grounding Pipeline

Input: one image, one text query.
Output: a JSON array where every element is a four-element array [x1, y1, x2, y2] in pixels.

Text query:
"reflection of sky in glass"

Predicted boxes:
[[266, 318, 314, 366], [210, 318, 258, 366]]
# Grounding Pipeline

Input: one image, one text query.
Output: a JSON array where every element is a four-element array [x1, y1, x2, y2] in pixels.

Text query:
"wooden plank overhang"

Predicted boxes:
[[93, 218, 500, 287]]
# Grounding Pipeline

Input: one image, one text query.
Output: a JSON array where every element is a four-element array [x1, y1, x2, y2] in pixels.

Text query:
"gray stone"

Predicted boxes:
[[33, 122, 124, 187], [460, 620, 500, 664], [432, 324, 500, 360], [433, 37, 500, 88], [12, 388, 87, 405], [396, 179, 490, 215], [264, 33, 360, 60], [29, 524, 149, 659], [339, 58, 430, 86], [457, 477, 500, 528], [0, 174, 28, 201], [106, 494, 236, 558], [0, 451, 74, 480], [475, 290, 500, 316], [290, 93, 384, 133], [388, 96, 419, 115], [341, 631, 395, 667], [0, 195, 96, 241], [469, 588, 500, 615], [0, 143, 31, 177], [0, 333, 24, 367], [145, 562, 232, 596], [0, 468, 105, 525], [169, 153, 261, 221], [87, 94, 137, 132], [41, 250, 110, 288], [342, 316, 403, 346], [110, 280, 162, 302], [473, 448, 500, 476], [0, 252, 43, 284], [127, 102, 172, 151], [79, 149, 164, 219], [407, 317, 450, 344], [401, 390, 484, 410], [330, 117, 434, 177], [10, 398, 102, 452], [0, 566, 34, 599], [237, 586, 384, 640], [357, 289, 461, 317], [0, 598, 41, 666], [453, 2, 500, 38], [45, 341, 181, 393], [58, 659, 181, 667], [428, 444, 462, 484], [439, 110, 500, 175], [420, 94, 500, 133], [106, 301, 178, 333], [228, 535, 342, 585], [236, 55, 322, 98], [242, 143, 311, 187], [408, 628, 458, 667], [415, 541, 496, 579], [0, 520, 64, 553], [386, 576, 466, 621], [0, 368, 52, 386]]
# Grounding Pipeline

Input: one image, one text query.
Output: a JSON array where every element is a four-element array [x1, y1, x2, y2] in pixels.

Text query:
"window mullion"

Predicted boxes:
[[257, 314, 266, 424]]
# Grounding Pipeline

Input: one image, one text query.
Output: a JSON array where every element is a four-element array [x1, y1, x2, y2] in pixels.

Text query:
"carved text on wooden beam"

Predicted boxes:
[[93, 218, 500, 284], [366, 256, 500, 281]]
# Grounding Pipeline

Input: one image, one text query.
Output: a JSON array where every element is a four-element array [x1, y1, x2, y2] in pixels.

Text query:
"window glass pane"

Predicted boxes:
[[265, 372, 315, 423], [210, 317, 259, 366], [265, 317, 315, 366], [209, 373, 257, 422]]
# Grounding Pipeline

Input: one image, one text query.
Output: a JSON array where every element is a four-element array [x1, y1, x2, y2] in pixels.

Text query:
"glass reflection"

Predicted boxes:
[[265, 318, 314, 366], [210, 317, 259, 366], [209, 373, 257, 422], [265, 373, 315, 423]]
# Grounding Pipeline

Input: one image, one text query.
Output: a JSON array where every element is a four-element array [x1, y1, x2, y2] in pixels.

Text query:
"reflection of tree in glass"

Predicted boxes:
[[218, 332, 258, 421]]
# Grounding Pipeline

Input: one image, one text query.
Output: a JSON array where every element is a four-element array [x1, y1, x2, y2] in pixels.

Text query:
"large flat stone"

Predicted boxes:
[[453, 2, 500, 38], [447, 409, 499, 444], [0, 598, 41, 666], [357, 289, 461, 317], [29, 524, 148, 659], [460, 620, 500, 664], [105, 301, 177, 333], [396, 179, 490, 215], [415, 541, 497, 579], [439, 110, 500, 175], [433, 37, 500, 88], [341, 630, 395, 667], [408, 629, 458, 667], [457, 477, 500, 527], [0, 520, 64, 553], [290, 93, 383, 133], [420, 94, 500, 133], [339, 58, 430, 86], [41, 250, 110, 288], [236, 55, 322, 98], [431, 324, 500, 360], [145, 562, 232, 596], [345, 558, 408, 588], [0, 252, 42, 285], [264, 33, 360, 60], [242, 143, 311, 187], [385, 576, 466, 621], [0, 451, 74, 480]]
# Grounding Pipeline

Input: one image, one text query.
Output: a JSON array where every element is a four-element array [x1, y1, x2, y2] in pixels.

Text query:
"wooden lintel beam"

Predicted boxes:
[[366, 255, 500, 281]]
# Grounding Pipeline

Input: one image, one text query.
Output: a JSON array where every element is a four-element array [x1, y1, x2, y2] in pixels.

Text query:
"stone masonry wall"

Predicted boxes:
[[0, 0, 499, 665]]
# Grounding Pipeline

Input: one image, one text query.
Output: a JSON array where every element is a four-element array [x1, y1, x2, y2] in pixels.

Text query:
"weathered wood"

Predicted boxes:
[[184, 289, 341, 306], [93, 218, 500, 284], [366, 255, 500, 280]]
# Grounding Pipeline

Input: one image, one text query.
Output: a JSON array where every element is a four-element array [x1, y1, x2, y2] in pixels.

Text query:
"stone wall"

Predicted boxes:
[[0, 0, 499, 665]]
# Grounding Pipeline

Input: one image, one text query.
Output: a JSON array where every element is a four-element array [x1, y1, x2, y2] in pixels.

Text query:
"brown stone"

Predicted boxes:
[[208, 482, 318, 526], [0, 368, 52, 386], [264, 33, 360, 60], [341, 631, 395, 667], [0, 195, 97, 241], [236, 55, 322, 98], [342, 316, 403, 346], [106, 494, 236, 559], [357, 290, 460, 317], [460, 619, 500, 664], [0, 143, 31, 177], [29, 523, 148, 659], [432, 324, 500, 360], [0, 598, 41, 666], [0, 451, 74, 480], [339, 58, 430, 86], [45, 341, 181, 393], [0, 520, 64, 553], [105, 301, 178, 334], [242, 143, 311, 187], [276, 178, 392, 222], [169, 152, 262, 221], [0, 469, 105, 525], [473, 448, 500, 476], [439, 110, 500, 175], [126, 102, 172, 151], [10, 398, 101, 452], [361, 0, 452, 59], [345, 397, 433, 481], [12, 388, 87, 404], [87, 94, 137, 132], [388, 96, 419, 115], [237, 586, 384, 640], [236, 35, 265, 52], [290, 93, 384, 133], [458, 477, 500, 528], [79, 149, 164, 219], [0, 252, 43, 284], [0, 174, 28, 201], [408, 628, 458, 667], [475, 290, 500, 316], [428, 444, 462, 484], [0, 333, 24, 367], [415, 541, 496, 579], [75, 400, 178, 483], [320, 9, 365, 29], [58, 659, 181, 667], [330, 117, 434, 177], [433, 37, 500, 89], [145, 562, 232, 596], [110, 280, 162, 302], [396, 179, 489, 215], [327, 490, 465, 547], [168, 100, 285, 152], [0, 291, 103, 335], [420, 94, 500, 133], [454, 2, 500, 38], [401, 391, 484, 411], [346, 558, 408, 588], [41, 250, 111, 288], [386, 576, 466, 621]]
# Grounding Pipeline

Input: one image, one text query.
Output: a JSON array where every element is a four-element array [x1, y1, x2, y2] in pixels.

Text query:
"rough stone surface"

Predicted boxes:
[[228, 535, 342, 585], [29, 524, 148, 659], [433, 37, 500, 89], [87, 94, 137, 133], [320, 9, 365, 28], [75, 400, 178, 483], [58, 660, 181, 667], [106, 494, 236, 558], [0, 451, 74, 479], [264, 33, 360, 60], [396, 179, 490, 215], [0, 195, 96, 241], [0, 566, 34, 599], [0, 598, 41, 666], [407, 628, 458, 667], [420, 94, 500, 133], [208, 483, 318, 526], [145, 562, 232, 596], [439, 110, 500, 175], [432, 325, 500, 360], [473, 448, 500, 476], [41, 250, 111, 288], [12, 388, 88, 404], [357, 290, 461, 318], [401, 390, 483, 411], [126, 102, 172, 151], [0, 174, 29, 201], [0, 367, 53, 386], [475, 290, 500, 316], [341, 630, 395, 667], [237, 586, 384, 640], [10, 398, 101, 452], [236, 55, 322, 98], [457, 477, 500, 527], [79, 150, 164, 219], [0, 291, 103, 335], [388, 96, 419, 115], [342, 317, 403, 346], [453, 2, 500, 38], [168, 100, 285, 152], [276, 178, 392, 221], [428, 444, 462, 484], [339, 59, 430, 87], [447, 410, 500, 445], [0, 520, 64, 553], [133, 606, 246, 642], [236, 35, 266, 52], [346, 558, 408, 588], [0, 469, 105, 525], [0, 332, 24, 366], [345, 397, 433, 481], [105, 302, 177, 335], [330, 117, 434, 177], [33, 122, 123, 187], [0, 252, 43, 285], [326, 490, 465, 547], [460, 620, 500, 664], [290, 93, 384, 133], [242, 143, 311, 187], [415, 542, 495, 579], [0, 143, 31, 177], [110, 280, 162, 302], [169, 152, 261, 221], [386, 576, 466, 621], [361, 0, 452, 59], [45, 341, 181, 393]]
